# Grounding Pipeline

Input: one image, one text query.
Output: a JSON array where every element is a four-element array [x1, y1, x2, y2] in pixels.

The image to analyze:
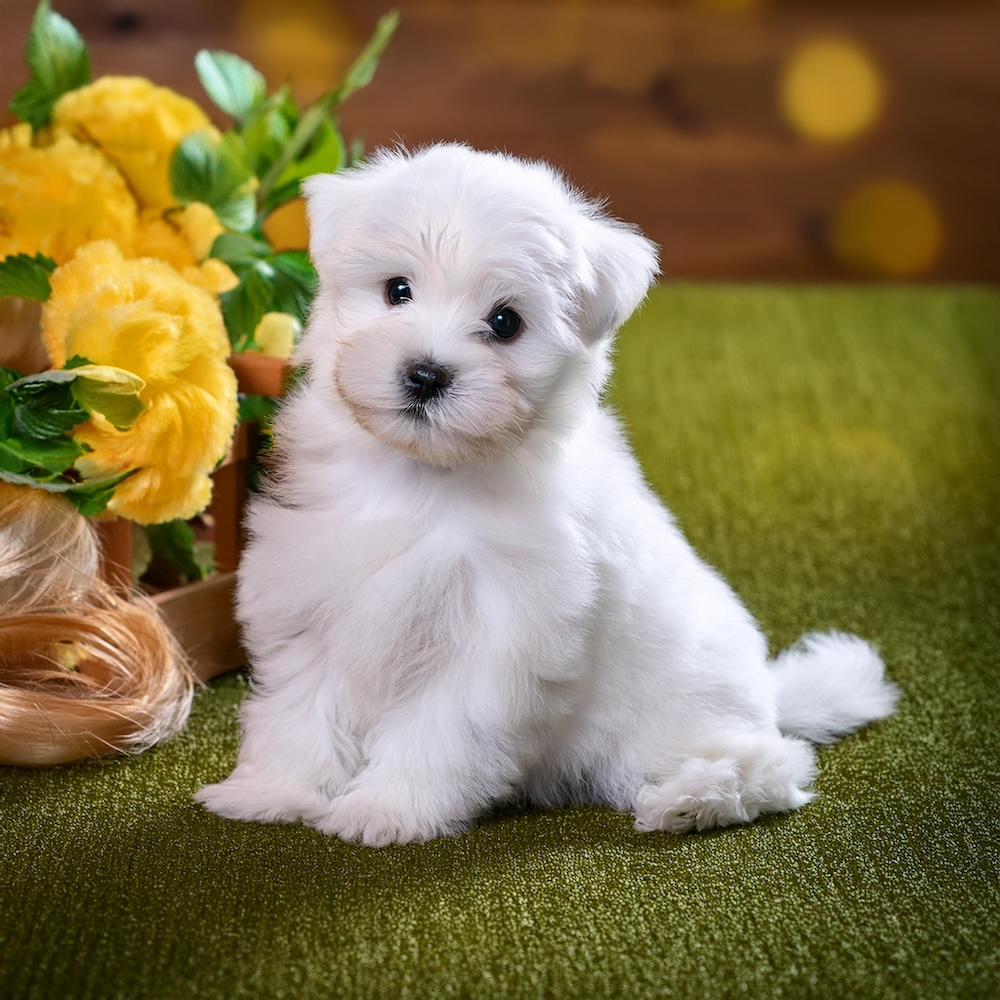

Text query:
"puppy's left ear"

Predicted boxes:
[[575, 215, 659, 344]]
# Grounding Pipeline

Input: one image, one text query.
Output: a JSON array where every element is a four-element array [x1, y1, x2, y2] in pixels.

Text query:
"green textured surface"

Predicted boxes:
[[2, 284, 998, 999]]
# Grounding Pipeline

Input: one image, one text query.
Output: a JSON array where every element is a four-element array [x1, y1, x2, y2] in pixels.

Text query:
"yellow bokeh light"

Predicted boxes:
[[238, 0, 357, 101], [830, 179, 943, 277], [782, 37, 884, 142]]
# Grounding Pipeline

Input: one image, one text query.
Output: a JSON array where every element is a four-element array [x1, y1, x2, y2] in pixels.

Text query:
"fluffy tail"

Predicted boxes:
[[771, 631, 899, 744]]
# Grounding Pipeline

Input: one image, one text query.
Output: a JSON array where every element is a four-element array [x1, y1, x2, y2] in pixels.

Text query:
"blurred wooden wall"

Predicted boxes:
[[2, 0, 997, 283]]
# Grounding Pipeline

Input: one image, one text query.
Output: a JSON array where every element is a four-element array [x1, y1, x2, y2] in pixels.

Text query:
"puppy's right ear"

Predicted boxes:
[[302, 172, 355, 270]]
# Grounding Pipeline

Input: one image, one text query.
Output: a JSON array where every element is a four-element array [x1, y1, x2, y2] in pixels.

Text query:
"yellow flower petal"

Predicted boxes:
[[53, 77, 214, 209], [0, 124, 138, 264], [133, 208, 198, 271], [181, 258, 239, 296], [42, 241, 238, 524], [176, 202, 225, 260], [133, 204, 231, 291]]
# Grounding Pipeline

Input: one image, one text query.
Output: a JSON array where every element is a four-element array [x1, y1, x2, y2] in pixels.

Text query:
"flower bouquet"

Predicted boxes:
[[0, 1, 397, 764]]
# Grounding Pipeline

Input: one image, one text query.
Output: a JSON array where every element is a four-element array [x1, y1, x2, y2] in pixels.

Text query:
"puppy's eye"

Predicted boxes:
[[486, 305, 522, 341], [385, 278, 413, 306]]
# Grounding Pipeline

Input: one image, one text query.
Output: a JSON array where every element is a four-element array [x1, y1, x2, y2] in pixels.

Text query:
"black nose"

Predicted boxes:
[[403, 360, 452, 402]]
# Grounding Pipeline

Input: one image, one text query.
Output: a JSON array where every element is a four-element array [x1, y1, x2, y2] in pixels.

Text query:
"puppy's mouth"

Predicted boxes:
[[332, 338, 535, 468]]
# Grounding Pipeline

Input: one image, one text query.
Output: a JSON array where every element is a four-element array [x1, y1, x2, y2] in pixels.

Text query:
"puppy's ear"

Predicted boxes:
[[575, 215, 659, 344], [302, 172, 356, 270]]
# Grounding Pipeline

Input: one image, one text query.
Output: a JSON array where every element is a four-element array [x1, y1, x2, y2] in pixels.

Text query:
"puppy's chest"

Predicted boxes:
[[297, 500, 599, 645]]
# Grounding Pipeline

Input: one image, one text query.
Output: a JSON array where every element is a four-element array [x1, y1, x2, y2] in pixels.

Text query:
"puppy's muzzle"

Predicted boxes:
[[402, 360, 452, 404]]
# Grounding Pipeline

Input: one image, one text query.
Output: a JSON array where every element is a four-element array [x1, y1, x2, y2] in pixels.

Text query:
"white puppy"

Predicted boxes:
[[196, 144, 898, 845]]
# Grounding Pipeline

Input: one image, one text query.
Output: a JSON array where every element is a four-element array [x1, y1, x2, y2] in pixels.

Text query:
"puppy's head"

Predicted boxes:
[[301, 144, 657, 468]]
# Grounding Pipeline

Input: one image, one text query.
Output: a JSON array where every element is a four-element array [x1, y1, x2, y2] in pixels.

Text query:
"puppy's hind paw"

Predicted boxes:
[[634, 758, 749, 834], [195, 770, 329, 826], [633, 736, 815, 834]]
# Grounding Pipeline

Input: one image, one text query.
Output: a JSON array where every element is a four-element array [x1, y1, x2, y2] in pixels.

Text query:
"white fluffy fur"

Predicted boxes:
[[196, 144, 899, 845]]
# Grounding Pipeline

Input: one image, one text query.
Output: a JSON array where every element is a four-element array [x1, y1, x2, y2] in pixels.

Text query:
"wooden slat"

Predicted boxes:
[[151, 572, 245, 682], [210, 422, 256, 574], [95, 519, 132, 597]]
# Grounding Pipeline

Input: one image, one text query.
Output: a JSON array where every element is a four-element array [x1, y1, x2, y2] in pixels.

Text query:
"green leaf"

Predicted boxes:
[[66, 469, 134, 516], [240, 100, 294, 178], [0, 383, 16, 435], [269, 251, 317, 324], [5, 364, 144, 439], [0, 252, 56, 301], [9, 80, 51, 131], [240, 85, 299, 174], [169, 130, 257, 232], [0, 429, 84, 475], [9, 0, 91, 128], [6, 372, 86, 438], [0, 382, 83, 476], [7, 368, 78, 387], [215, 248, 316, 348], [68, 364, 145, 430], [257, 94, 335, 207], [209, 232, 271, 270], [219, 262, 275, 349], [195, 50, 267, 125], [332, 10, 399, 105], [237, 394, 276, 425], [266, 119, 345, 213], [145, 519, 207, 581], [0, 467, 133, 517], [14, 401, 83, 439], [256, 11, 397, 206], [0, 368, 87, 476]]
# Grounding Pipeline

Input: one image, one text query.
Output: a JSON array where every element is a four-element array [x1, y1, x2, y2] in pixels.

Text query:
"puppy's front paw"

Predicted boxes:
[[309, 788, 463, 846], [195, 769, 329, 825]]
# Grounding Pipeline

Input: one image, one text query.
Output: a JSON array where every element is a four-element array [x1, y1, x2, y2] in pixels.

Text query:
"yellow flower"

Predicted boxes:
[[53, 77, 214, 209], [181, 257, 240, 297], [175, 202, 226, 260], [42, 241, 238, 524], [133, 209, 195, 271], [133, 203, 236, 294], [252, 312, 300, 358], [133, 210, 197, 272], [134, 202, 225, 268], [0, 119, 235, 293], [0, 123, 138, 264]]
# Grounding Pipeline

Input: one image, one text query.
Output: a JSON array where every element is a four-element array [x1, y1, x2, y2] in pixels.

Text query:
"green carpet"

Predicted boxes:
[[2, 284, 998, 999]]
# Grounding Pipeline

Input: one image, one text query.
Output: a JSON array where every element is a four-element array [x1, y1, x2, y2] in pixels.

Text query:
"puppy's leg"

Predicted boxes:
[[310, 672, 525, 846], [195, 630, 359, 825], [632, 731, 816, 834]]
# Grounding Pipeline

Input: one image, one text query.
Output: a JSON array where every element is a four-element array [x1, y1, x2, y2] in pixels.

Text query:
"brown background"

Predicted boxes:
[[1, 0, 997, 283]]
